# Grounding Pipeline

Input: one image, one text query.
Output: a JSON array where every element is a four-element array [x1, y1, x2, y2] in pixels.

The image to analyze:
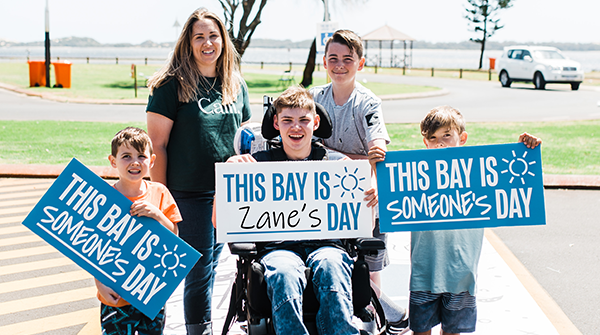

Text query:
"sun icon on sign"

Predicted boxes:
[[501, 150, 537, 185], [154, 244, 187, 278], [334, 167, 366, 199]]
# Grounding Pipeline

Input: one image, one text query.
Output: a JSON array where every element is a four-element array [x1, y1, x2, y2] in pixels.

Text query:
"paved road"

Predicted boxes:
[[354, 73, 600, 123], [2, 75, 600, 124], [493, 189, 600, 335]]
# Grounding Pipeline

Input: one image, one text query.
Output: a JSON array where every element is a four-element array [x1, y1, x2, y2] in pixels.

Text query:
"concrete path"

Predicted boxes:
[[0, 177, 590, 334]]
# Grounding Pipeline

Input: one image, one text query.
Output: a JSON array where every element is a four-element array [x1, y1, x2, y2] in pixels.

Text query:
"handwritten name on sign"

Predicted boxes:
[[376, 143, 546, 232], [21, 159, 201, 319], [215, 160, 373, 243]]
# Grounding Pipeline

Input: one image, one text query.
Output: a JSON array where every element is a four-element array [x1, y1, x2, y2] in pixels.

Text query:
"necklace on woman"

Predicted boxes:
[[200, 76, 217, 94]]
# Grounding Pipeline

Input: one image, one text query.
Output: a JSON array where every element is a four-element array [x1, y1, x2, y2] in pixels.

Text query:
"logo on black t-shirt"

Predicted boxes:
[[198, 97, 241, 115]]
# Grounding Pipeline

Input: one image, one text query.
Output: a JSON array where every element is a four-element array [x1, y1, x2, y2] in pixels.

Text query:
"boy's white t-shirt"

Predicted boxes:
[[310, 82, 390, 156]]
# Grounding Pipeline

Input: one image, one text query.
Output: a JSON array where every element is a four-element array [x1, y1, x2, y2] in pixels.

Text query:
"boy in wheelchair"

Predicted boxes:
[[223, 86, 381, 335]]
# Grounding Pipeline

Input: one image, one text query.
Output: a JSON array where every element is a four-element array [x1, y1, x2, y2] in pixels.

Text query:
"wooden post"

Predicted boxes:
[[431, 67, 434, 77], [132, 64, 137, 98], [145, 57, 148, 65], [116, 57, 119, 65], [289, 62, 292, 71], [86, 57, 89, 64], [261, 61, 264, 69], [488, 69, 492, 81], [403, 65, 406, 75], [460, 68, 463, 79]]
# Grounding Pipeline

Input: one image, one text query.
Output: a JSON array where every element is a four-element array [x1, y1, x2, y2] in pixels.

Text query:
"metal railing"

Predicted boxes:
[[1, 56, 495, 80]]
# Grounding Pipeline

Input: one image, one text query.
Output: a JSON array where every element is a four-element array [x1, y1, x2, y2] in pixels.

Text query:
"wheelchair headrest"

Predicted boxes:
[[261, 101, 333, 140]]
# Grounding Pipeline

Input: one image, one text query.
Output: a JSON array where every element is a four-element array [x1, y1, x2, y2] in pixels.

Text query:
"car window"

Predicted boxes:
[[510, 50, 523, 59], [533, 50, 565, 60], [521, 50, 532, 58]]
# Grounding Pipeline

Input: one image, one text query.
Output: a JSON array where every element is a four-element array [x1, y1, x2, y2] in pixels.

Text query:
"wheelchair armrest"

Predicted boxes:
[[228, 242, 258, 258], [354, 237, 386, 252]]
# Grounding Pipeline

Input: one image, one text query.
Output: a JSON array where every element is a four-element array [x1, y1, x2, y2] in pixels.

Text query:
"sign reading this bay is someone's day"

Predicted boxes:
[[215, 160, 373, 243], [377, 143, 546, 232], [21, 158, 201, 319]]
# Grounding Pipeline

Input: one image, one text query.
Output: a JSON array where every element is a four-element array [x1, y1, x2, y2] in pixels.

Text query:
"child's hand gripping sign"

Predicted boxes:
[[376, 143, 546, 232], [21, 158, 201, 319]]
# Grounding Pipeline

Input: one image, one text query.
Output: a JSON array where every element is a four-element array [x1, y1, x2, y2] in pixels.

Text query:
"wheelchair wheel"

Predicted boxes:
[[247, 318, 269, 335]]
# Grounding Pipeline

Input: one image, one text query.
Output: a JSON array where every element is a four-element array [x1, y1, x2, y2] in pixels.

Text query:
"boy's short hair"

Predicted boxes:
[[325, 29, 364, 59], [420, 105, 466, 139], [273, 86, 316, 116], [111, 127, 153, 157]]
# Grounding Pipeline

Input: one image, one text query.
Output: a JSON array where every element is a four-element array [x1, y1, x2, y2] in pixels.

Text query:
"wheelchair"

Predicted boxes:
[[221, 96, 388, 335]]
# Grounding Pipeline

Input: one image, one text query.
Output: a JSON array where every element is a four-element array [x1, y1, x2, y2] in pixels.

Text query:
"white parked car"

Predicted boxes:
[[496, 46, 584, 90]]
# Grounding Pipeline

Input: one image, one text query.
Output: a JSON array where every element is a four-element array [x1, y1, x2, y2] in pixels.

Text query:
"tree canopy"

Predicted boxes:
[[465, 0, 513, 69], [219, 0, 269, 61]]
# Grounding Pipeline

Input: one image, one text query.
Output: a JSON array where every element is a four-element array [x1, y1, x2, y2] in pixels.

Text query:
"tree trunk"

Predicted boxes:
[[478, 36, 486, 70], [301, 39, 317, 88]]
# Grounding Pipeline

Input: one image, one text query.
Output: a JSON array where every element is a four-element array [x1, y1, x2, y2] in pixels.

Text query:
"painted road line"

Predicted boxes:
[[0, 286, 97, 315], [0, 184, 50, 195], [0, 225, 29, 235], [0, 270, 92, 294], [0, 181, 52, 191], [0, 245, 57, 260], [0, 216, 26, 225], [0, 234, 42, 247], [0, 307, 98, 335], [77, 316, 102, 335], [1, 198, 39, 207], [0, 179, 53, 187], [0, 205, 37, 216], [0, 190, 46, 200], [0, 256, 74, 275], [485, 229, 582, 335]]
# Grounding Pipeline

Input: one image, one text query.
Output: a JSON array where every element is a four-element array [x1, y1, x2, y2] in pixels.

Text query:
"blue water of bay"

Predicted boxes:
[[1, 46, 599, 71]]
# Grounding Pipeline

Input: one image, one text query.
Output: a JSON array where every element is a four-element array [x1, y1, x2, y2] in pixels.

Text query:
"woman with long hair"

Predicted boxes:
[[146, 8, 251, 335]]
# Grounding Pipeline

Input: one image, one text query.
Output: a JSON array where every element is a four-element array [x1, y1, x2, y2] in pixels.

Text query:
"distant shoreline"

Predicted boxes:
[[2, 36, 600, 52]]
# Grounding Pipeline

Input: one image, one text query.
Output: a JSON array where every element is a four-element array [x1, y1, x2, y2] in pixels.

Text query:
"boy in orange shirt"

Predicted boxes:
[[95, 127, 182, 334]]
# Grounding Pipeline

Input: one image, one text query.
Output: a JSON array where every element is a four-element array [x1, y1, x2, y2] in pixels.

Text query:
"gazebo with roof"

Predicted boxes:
[[361, 24, 415, 68]]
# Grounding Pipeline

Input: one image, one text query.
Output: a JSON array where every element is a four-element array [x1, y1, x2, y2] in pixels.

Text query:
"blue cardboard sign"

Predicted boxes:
[[376, 143, 546, 232], [21, 158, 201, 319]]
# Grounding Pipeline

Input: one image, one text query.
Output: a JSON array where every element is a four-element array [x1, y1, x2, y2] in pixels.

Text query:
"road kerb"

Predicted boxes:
[[484, 229, 582, 335]]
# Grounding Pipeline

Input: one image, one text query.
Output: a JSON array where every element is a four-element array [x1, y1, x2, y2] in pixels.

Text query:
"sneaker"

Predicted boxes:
[[386, 317, 409, 335]]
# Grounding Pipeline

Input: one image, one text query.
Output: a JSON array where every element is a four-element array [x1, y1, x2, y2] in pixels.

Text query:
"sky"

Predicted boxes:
[[1, 0, 600, 45]]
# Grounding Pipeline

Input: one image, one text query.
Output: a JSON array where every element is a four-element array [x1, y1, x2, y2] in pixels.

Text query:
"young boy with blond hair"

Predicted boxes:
[[96, 127, 182, 334], [369, 105, 541, 335]]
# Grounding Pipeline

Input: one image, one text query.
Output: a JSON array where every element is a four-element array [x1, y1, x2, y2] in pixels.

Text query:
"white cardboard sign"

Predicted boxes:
[[215, 160, 373, 243]]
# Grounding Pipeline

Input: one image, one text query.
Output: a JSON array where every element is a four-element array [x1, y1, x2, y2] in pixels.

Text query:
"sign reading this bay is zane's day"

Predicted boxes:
[[215, 160, 374, 243]]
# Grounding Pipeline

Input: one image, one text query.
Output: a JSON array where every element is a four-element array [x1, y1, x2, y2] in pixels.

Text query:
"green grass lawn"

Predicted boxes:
[[0, 63, 439, 102], [1, 120, 598, 175], [386, 120, 600, 175]]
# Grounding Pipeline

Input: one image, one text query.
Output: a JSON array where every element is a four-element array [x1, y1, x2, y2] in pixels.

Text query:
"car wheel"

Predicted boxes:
[[499, 71, 512, 87], [571, 82, 580, 90], [534, 72, 546, 90]]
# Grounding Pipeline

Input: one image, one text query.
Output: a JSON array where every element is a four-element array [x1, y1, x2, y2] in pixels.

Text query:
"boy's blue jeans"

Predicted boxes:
[[171, 190, 223, 334], [260, 246, 360, 335]]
